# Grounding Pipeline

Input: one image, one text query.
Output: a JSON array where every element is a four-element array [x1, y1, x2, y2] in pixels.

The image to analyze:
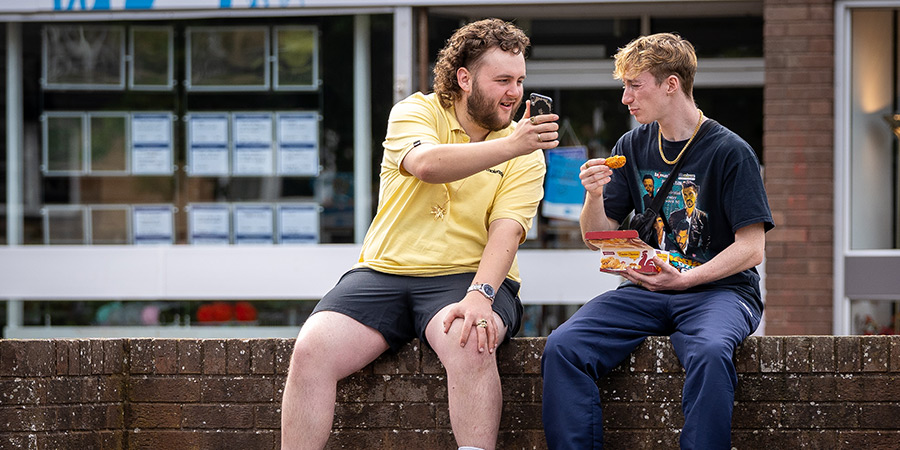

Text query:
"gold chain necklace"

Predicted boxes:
[[658, 110, 704, 165]]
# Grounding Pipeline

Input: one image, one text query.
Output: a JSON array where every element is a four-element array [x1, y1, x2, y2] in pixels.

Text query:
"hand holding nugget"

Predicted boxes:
[[579, 156, 624, 197]]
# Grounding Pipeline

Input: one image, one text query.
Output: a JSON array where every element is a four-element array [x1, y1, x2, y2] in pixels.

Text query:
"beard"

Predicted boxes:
[[465, 80, 519, 132]]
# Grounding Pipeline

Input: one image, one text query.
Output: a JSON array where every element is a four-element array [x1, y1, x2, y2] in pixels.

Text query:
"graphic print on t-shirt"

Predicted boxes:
[[640, 170, 710, 271]]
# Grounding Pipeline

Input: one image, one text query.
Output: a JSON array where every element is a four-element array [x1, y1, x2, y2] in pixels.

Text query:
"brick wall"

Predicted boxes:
[[2, 336, 899, 449], [762, 0, 836, 335]]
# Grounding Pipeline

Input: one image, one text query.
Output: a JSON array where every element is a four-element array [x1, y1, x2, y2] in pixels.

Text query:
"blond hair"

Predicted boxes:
[[613, 33, 697, 97], [432, 18, 530, 108]]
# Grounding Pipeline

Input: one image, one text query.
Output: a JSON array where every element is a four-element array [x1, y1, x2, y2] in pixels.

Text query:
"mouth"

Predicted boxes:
[[499, 99, 517, 111]]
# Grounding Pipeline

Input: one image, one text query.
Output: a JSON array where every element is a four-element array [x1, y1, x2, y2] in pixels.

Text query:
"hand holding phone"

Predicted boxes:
[[530, 93, 553, 116]]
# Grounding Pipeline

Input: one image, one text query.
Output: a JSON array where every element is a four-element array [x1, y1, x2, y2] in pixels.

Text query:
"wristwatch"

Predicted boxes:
[[467, 283, 496, 302]]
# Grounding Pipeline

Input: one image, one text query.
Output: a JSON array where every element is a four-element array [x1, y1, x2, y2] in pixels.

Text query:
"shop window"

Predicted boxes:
[[187, 26, 270, 91], [89, 114, 128, 173], [43, 114, 84, 174], [43, 25, 125, 89], [274, 26, 319, 90], [130, 26, 174, 90]]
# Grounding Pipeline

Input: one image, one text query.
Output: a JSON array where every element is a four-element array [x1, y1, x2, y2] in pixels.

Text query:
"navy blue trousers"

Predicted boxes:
[[541, 286, 760, 450]]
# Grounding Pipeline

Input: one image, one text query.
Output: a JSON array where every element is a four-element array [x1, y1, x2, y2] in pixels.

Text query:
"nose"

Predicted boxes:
[[621, 88, 633, 105]]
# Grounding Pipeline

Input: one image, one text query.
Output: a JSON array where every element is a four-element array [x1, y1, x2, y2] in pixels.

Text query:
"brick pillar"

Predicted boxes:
[[762, 0, 836, 335]]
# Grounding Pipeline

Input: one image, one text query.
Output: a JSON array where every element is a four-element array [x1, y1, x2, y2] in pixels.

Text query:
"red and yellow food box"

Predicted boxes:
[[584, 230, 670, 274]]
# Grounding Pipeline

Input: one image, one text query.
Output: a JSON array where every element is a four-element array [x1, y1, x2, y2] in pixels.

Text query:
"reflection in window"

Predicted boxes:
[[44, 115, 84, 174], [43, 25, 125, 89], [90, 206, 130, 245], [44, 206, 86, 245], [89, 114, 128, 173], [130, 27, 173, 89], [275, 26, 318, 90], [187, 27, 269, 90]]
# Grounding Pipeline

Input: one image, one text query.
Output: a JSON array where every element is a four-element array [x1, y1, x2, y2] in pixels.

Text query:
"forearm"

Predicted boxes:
[[677, 223, 766, 289], [471, 218, 524, 289], [403, 140, 523, 184], [580, 193, 619, 249]]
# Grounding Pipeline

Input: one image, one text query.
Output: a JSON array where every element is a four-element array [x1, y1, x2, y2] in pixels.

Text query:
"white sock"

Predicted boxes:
[[458, 447, 485, 450]]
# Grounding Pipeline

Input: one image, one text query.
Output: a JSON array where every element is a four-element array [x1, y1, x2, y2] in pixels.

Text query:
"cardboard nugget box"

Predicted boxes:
[[584, 230, 670, 274]]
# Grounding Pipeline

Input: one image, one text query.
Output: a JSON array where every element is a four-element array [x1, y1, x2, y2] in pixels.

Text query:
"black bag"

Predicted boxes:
[[626, 119, 716, 248]]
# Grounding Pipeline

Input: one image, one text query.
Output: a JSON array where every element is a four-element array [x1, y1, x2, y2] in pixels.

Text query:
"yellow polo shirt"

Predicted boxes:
[[355, 92, 545, 282]]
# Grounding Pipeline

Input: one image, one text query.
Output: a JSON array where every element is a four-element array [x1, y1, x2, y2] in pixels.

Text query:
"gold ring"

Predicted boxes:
[[476, 319, 488, 328], [538, 133, 543, 142], [637, 280, 643, 287], [530, 117, 537, 125]]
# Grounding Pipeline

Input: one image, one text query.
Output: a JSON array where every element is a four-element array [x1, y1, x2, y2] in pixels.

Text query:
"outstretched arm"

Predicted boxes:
[[403, 105, 559, 184]]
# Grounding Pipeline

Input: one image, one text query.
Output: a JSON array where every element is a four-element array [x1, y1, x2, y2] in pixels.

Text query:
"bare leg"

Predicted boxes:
[[281, 311, 389, 450], [425, 305, 508, 450]]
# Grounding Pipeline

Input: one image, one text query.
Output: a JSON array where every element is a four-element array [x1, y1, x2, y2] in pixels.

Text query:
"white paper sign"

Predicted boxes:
[[188, 114, 230, 176], [277, 112, 319, 176], [189, 204, 231, 245], [278, 203, 319, 244], [131, 113, 173, 175], [133, 205, 174, 245], [232, 113, 274, 176], [234, 204, 274, 244]]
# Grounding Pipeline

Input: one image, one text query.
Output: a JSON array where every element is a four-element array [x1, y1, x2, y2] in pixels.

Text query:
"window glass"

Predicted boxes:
[[89, 114, 128, 173], [44, 206, 86, 244], [275, 26, 318, 89], [43, 25, 125, 89], [44, 115, 84, 174], [187, 27, 269, 90], [131, 27, 173, 89], [651, 17, 763, 58]]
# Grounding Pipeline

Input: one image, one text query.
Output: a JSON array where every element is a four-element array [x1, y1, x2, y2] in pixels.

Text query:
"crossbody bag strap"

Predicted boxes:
[[646, 119, 717, 216]]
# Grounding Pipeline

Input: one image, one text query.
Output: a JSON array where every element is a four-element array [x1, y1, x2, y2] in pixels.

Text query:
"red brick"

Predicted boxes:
[[333, 402, 401, 429], [177, 340, 202, 374], [782, 402, 860, 428], [103, 340, 125, 374], [182, 404, 255, 429], [1, 340, 55, 377], [892, 337, 900, 372], [254, 404, 281, 429], [382, 375, 446, 403], [202, 340, 227, 375], [128, 429, 201, 449], [0, 405, 58, 431], [250, 339, 275, 375], [274, 338, 294, 375], [835, 337, 862, 372], [127, 403, 182, 428], [226, 339, 250, 374], [809, 336, 836, 372], [129, 377, 201, 403], [200, 377, 274, 403], [336, 374, 386, 403], [860, 336, 890, 372]]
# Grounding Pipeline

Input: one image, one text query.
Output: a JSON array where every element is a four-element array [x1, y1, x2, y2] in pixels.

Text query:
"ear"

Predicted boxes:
[[457, 67, 472, 93], [665, 75, 680, 95]]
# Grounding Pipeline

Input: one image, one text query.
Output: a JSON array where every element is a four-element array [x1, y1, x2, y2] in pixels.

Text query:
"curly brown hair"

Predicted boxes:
[[432, 18, 530, 108]]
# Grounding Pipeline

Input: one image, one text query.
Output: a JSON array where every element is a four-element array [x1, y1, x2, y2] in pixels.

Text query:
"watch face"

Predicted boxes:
[[482, 284, 495, 297]]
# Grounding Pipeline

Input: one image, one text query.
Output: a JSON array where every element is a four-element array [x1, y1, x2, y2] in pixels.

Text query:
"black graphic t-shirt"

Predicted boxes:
[[603, 120, 774, 312]]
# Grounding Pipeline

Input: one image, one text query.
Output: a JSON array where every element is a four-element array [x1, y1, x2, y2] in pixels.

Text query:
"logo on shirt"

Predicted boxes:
[[486, 168, 504, 177]]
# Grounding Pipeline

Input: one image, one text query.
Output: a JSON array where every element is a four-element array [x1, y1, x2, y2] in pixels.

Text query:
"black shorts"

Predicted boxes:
[[312, 268, 523, 352]]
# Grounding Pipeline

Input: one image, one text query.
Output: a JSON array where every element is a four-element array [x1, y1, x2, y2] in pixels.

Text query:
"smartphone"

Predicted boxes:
[[530, 93, 553, 116]]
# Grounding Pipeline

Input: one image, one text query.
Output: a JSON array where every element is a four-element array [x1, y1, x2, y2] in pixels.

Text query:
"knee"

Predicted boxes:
[[689, 338, 736, 368], [434, 335, 497, 375], [541, 327, 578, 367], [287, 336, 326, 380]]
